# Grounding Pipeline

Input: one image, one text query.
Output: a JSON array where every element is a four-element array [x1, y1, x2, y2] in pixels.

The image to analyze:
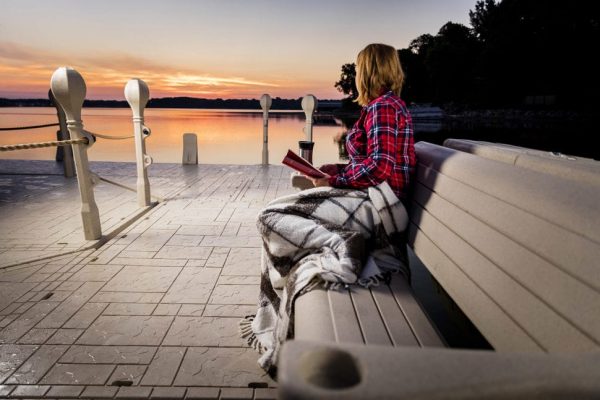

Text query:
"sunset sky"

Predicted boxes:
[[0, 0, 475, 100]]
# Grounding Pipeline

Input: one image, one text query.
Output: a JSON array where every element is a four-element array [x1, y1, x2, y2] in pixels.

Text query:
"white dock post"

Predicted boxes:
[[182, 133, 198, 164], [260, 94, 272, 165], [301, 94, 318, 142], [49, 89, 75, 178], [50, 67, 102, 240], [125, 79, 152, 207]]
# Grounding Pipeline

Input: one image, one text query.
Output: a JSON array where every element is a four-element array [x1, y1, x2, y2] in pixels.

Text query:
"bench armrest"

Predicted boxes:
[[278, 340, 600, 399]]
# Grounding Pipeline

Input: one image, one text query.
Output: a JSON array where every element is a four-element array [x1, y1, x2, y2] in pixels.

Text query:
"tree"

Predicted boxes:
[[334, 63, 358, 100], [468, 0, 600, 107], [398, 48, 427, 103], [409, 34, 435, 54], [334, 63, 360, 110], [469, 0, 499, 41], [424, 22, 479, 104]]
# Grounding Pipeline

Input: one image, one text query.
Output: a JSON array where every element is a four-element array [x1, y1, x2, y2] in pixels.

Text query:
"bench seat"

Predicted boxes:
[[280, 141, 600, 399], [295, 263, 444, 348]]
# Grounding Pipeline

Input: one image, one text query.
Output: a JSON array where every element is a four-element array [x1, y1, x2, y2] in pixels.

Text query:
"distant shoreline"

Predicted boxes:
[[0, 97, 342, 111]]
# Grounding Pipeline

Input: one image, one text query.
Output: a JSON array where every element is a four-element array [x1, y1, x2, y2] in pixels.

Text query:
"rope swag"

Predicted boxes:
[[0, 138, 89, 152]]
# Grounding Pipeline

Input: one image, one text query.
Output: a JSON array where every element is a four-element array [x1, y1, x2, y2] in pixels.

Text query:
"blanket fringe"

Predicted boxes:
[[239, 315, 266, 354], [300, 277, 323, 294], [297, 268, 405, 295], [358, 273, 386, 287]]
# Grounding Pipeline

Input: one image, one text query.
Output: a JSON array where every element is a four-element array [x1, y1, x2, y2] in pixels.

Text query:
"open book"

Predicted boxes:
[[281, 149, 326, 179]]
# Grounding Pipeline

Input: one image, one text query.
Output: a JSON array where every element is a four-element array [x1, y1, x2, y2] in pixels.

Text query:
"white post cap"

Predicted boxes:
[[50, 67, 86, 121], [260, 94, 272, 111], [302, 94, 318, 116], [125, 79, 150, 118]]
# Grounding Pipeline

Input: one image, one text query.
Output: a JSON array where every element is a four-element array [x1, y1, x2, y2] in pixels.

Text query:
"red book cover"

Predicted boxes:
[[281, 150, 326, 179]]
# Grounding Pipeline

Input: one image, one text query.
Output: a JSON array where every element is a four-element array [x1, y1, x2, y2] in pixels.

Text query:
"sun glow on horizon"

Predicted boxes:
[[0, 42, 317, 100]]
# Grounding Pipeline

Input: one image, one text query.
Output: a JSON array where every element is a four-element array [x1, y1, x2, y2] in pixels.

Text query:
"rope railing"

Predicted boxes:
[[48, 67, 153, 240], [0, 130, 136, 151], [2, 68, 152, 244], [0, 137, 88, 152], [0, 122, 60, 131], [92, 132, 134, 140]]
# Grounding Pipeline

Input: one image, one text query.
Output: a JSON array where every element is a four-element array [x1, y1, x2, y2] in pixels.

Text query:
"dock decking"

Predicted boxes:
[[0, 160, 293, 399]]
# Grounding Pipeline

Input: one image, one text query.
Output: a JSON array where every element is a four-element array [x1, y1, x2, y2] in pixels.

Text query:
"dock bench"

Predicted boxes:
[[279, 141, 600, 399]]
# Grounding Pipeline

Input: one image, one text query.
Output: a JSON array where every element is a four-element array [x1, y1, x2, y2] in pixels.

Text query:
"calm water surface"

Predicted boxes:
[[0, 108, 344, 166]]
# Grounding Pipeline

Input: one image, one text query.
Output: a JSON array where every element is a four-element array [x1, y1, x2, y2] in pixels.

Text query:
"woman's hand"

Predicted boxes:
[[308, 174, 331, 187], [319, 164, 340, 176]]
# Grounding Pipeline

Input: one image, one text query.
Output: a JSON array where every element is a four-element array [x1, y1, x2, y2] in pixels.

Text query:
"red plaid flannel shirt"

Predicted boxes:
[[329, 91, 416, 200]]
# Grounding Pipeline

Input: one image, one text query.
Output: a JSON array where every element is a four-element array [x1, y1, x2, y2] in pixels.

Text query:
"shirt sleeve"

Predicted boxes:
[[329, 102, 398, 189]]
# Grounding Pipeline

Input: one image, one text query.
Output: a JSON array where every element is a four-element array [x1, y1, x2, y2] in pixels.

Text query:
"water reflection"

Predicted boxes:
[[0, 108, 346, 166], [2, 108, 595, 164]]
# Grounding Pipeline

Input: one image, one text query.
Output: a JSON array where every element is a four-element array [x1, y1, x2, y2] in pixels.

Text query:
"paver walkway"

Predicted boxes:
[[0, 160, 293, 399]]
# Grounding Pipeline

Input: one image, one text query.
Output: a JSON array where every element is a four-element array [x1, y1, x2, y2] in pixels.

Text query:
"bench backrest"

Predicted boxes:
[[443, 138, 600, 186], [407, 142, 600, 352]]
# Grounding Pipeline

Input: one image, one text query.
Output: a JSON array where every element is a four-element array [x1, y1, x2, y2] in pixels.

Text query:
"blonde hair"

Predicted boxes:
[[355, 43, 404, 106]]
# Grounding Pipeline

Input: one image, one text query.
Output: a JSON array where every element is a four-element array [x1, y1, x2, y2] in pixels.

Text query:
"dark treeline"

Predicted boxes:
[[0, 97, 341, 110], [336, 0, 600, 110]]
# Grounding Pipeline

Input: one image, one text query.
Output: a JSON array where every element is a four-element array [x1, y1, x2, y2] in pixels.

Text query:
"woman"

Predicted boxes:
[[314, 43, 416, 201], [243, 43, 415, 376]]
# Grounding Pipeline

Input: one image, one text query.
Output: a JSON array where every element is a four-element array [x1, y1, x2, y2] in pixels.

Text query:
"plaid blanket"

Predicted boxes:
[[240, 182, 409, 375]]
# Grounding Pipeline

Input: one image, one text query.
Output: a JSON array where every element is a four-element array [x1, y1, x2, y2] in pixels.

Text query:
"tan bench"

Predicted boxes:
[[279, 141, 600, 399], [294, 257, 445, 348]]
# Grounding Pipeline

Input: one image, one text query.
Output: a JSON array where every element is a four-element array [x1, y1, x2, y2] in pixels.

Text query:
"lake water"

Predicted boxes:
[[0, 108, 344, 166], [2, 107, 597, 164]]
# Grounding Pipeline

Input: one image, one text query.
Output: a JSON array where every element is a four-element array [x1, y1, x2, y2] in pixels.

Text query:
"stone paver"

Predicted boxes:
[[109, 364, 147, 385], [80, 385, 119, 398], [63, 302, 107, 328], [162, 268, 220, 304], [177, 304, 205, 316], [40, 363, 115, 385], [0, 344, 37, 383], [16, 328, 56, 344], [174, 347, 273, 387], [203, 304, 257, 317], [77, 316, 173, 345], [153, 304, 181, 315], [59, 345, 156, 364], [10, 384, 50, 397], [254, 388, 279, 400], [36, 282, 105, 329], [155, 246, 212, 260], [0, 302, 58, 343], [46, 328, 84, 344], [0, 282, 37, 310], [116, 386, 153, 399], [68, 264, 123, 282], [0, 163, 291, 397], [139, 347, 186, 386], [0, 385, 15, 397], [102, 266, 181, 292], [6, 345, 68, 384], [104, 303, 157, 316], [91, 292, 163, 303], [221, 248, 262, 276], [46, 384, 85, 398], [162, 317, 244, 347], [209, 285, 259, 305], [150, 386, 187, 399], [220, 387, 254, 400], [185, 387, 220, 400]]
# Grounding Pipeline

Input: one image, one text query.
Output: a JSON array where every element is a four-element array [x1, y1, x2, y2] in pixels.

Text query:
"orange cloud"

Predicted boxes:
[[0, 41, 315, 99]]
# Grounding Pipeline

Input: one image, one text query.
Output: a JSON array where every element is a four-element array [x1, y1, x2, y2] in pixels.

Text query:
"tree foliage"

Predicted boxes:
[[337, 0, 600, 108], [334, 63, 358, 99]]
